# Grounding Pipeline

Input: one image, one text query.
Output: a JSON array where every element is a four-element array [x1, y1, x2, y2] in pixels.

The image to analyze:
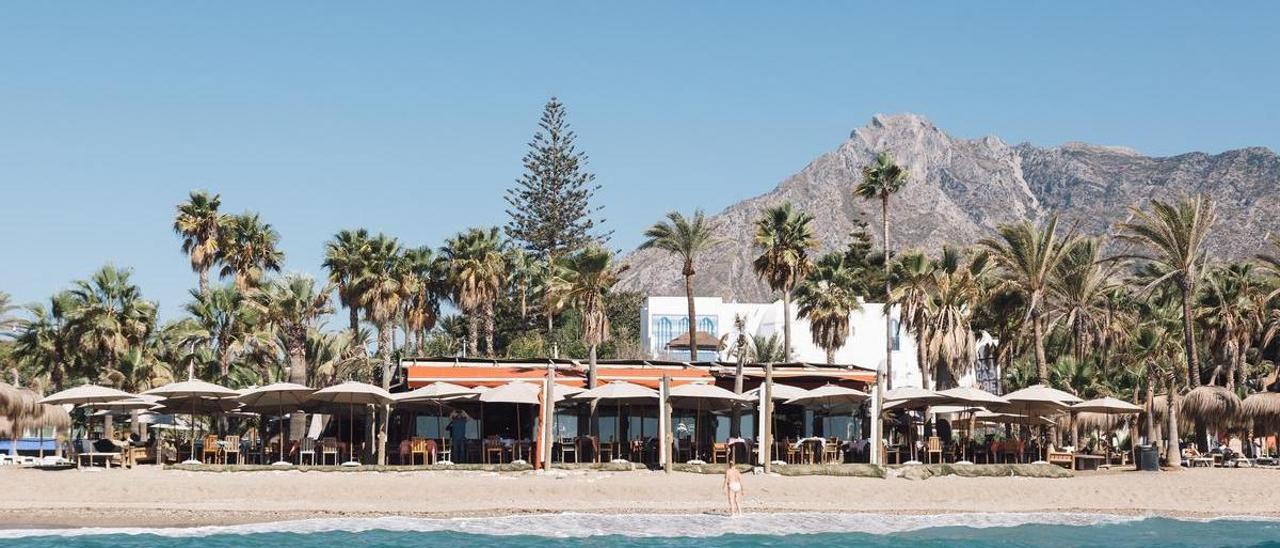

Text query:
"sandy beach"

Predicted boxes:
[[2, 466, 1279, 529]]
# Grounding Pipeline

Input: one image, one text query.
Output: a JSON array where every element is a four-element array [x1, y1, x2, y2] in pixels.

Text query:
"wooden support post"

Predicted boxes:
[[660, 374, 672, 473], [762, 362, 774, 474]]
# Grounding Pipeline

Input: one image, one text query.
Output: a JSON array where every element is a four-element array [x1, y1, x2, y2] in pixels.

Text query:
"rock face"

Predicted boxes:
[[618, 113, 1280, 301]]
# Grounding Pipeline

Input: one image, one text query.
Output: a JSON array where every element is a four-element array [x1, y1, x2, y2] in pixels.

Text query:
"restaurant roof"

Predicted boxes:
[[398, 356, 875, 388]]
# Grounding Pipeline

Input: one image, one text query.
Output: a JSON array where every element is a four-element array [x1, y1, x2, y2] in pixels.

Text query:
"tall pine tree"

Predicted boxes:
[[505, 97, 608, 332]]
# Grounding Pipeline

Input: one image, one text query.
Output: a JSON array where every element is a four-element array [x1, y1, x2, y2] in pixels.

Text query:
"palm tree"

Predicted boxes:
[[793, 254, 861, 364], [65, 266, 158, 383], [505, 248, 538, 323], [183, 284, 264, 381], [323, 228, 372, 341], [0, 292, 21, 337], [441, 228, 506, 357], [249, 274, 333, 445], [890, 251, 935, 388], [924, 247, 988, 389], [640, 210, 720, 361], [217, 212, 284, 291], [557, 245, 625, 387], [173, 191, 224, 295], [402, 246, 444, 354], [749, 334, 787, 363], [753, 203, 817, 361], [980, 215, 1080, 384], [354, 234, 408, 387], [1197, 263, 1262, 391], [1047, 237, 1116, 367], [13, 293, 77, 391], [1117, 194, 1216, 388], [855, 151, 910, 389]]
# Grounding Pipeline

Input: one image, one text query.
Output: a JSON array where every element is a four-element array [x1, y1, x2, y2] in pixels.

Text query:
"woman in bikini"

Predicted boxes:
[[723, 457, 744, 516]]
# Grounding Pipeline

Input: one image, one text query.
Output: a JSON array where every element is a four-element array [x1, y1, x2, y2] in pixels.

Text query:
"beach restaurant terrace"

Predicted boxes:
[[394, 356, 876, 466]]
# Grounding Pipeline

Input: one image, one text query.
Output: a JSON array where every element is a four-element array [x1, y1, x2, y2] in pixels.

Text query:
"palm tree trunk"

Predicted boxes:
[[348, 306, 360, 343], [1144, 362, 1155, 445], [467, 314, 479, 357], [1235, 334, 1247, 393], [731, 350, 744, 438], [1032, 309, 1048, 384], [588, 344, 598, 389], [882, 194, 893, 390], [782, 289, 793, 362], [520, 284, 528, 321], [287, 335, 308, 443], [684, 268, 697, 362], [484, 302, 495, 357], [1165, 380, 1182, 468], [917, 326, 931, 390], [826, 347, 835, 365], [198, 267, 209, 296], [1180, 279, 1200, 387], [377, 322, 393, 390]]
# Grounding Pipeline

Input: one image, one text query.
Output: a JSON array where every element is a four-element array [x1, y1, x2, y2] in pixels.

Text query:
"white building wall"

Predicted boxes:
[[641, 296, 995, 390]]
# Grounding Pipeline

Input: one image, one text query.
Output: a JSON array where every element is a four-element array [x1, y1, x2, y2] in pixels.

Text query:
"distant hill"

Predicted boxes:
[[617, 113, 1280, 301]]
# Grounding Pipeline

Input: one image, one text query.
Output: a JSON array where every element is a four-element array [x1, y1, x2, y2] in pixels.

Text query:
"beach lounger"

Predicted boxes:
[[1227, 438, 1255, 467]]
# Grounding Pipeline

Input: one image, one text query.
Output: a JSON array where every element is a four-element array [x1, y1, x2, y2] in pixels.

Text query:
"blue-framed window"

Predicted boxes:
[[890, 319, 901, 351]]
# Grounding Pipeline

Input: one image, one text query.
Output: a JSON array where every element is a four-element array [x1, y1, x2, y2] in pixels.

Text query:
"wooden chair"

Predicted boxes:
[[201, 435, 221, 464], [298, 437, 317, 465], [409, 438, 431, 465], [675, 438, 693, 463], [560, 437, 578, 463], [598, 439, 615, 463], [926, 436, 943, 464], [484, 436, 504, 464], [321, 437, 340, 465], [223, 435, 241, 465], [822, 440, 840, 464], [711, 442, 729, 464], [783, 439, 802, 464]]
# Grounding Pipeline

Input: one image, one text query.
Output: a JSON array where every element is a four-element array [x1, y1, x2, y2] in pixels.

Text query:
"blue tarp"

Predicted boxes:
[[0, 438, 59, 452]]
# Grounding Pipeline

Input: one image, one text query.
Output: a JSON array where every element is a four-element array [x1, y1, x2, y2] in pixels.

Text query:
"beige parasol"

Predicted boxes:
[[308, 382, 393, 465], [239, 383, 316, 466]]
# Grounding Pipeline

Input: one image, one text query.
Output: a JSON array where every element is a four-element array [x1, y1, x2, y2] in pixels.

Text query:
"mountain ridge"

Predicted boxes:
[[616, 113, 1280, 302]]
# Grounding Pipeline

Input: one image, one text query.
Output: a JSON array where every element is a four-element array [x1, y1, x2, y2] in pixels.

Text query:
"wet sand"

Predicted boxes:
[[2, 466, 1279, 528]]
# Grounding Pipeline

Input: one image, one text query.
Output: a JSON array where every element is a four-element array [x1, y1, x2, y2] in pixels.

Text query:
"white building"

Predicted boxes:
[[640, 296, 998, 391]]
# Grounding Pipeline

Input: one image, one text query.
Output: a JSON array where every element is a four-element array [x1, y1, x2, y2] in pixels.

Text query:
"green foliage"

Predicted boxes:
[[504, 97, 608, 259]]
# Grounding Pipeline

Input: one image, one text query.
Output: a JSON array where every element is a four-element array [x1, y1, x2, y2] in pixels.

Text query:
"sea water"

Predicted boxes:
[[2, 513, 1278, 547]]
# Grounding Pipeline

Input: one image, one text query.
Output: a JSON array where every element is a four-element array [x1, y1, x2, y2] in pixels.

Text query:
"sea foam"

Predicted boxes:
[[0, 512, 1204, 539]]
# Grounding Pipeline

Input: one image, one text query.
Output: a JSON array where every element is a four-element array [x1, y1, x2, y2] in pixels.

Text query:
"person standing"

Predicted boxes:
[[446, 410, 470, 463], [723, 459, 744, 516]]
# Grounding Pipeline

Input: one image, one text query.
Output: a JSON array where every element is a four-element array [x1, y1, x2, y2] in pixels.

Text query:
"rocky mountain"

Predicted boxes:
[[617, 113, 1280, 302]]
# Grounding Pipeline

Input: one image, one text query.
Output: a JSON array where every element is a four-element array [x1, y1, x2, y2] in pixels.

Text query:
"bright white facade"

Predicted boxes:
[[640, 296, 996, 391]]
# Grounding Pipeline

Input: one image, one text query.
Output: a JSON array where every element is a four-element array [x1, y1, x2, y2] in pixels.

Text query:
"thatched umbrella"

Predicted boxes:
[[3, 387, 44, 458], [28, 404, 72, 458], [1242, 392, 1280, 457], [1179, 385, 1241, 429]]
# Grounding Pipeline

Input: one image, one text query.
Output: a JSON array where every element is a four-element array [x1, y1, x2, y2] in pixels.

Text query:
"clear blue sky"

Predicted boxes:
[[1, 2, 1277, 320]]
